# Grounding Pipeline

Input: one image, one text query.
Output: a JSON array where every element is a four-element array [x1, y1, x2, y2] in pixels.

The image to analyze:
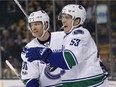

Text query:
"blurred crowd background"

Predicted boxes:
[[0, 0, 116, 81]]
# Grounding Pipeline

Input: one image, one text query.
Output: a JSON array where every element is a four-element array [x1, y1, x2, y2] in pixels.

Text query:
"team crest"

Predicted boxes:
[[44, 64, 65, 79]]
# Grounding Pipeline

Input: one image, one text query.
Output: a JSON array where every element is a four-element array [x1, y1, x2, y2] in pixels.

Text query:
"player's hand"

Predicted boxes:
[[26, 47, 52, 62], [26, 47, 42, 62]]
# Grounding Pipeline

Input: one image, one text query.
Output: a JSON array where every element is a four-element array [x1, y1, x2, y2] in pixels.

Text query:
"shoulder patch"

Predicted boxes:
[[72, 30, 84, 35]]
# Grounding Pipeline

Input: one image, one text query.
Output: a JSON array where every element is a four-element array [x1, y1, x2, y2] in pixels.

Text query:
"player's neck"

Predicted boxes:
[[38, 31, 50, 41]]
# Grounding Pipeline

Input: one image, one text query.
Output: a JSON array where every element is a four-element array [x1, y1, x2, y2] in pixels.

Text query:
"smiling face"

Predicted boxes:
[[61, 14, 73, 33], [29, 21, 43, 38], [61, 14, 81, 33]]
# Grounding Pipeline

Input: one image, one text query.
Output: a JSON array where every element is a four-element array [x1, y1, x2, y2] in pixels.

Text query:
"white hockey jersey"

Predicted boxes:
[[60, 26, 108, 87], [21, 31, 65, 87]]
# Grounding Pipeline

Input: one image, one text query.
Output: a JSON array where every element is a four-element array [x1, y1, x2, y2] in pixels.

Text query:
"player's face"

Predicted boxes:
[[61, 14, 73, 33], [30, 21, 43, 38]]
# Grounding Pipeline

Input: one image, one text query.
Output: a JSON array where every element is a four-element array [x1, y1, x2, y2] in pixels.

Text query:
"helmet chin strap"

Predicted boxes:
[[65, 19, 76, 34], [66, 19, 80, 34], [40, 21, 49, 38], [28, 25, 35, 37]]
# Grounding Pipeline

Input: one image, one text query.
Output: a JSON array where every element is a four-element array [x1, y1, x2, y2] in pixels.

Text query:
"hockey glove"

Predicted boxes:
[[26, 47, 52, 62]]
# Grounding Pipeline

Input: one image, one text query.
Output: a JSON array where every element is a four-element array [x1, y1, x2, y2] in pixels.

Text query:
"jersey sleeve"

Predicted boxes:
[[21, 49, 45, 85]]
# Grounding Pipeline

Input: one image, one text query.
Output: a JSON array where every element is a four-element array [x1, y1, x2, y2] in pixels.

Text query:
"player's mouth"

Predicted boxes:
[[63, 25, 69, 30], [64, 25, 68, 28], [60, 25, 68, 30], [33, 31, 38, 34], [63, 25, 68, 28]]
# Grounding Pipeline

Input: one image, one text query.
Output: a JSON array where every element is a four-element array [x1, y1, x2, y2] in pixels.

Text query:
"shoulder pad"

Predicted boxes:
[[72, 30, 84, 35]]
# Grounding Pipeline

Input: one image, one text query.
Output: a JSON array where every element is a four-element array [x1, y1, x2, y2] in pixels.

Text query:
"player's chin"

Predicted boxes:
[[33, 33, 39, 37], [63, 28, 69, 33]]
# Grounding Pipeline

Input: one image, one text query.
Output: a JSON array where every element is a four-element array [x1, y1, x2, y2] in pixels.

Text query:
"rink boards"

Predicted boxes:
[[0, 80, 25, 87]]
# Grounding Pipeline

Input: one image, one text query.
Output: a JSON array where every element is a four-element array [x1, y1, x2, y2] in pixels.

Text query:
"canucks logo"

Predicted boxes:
[[79, 5, 83, 10], [44, 64, 65, 79], [44, 42, 50, 47]]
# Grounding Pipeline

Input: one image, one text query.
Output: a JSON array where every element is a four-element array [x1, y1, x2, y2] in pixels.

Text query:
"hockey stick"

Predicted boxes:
[[13, 0, 31, 30], [5, 60, 25, 86], [14, 0, 28, 18], [5, 60, 22, 80]]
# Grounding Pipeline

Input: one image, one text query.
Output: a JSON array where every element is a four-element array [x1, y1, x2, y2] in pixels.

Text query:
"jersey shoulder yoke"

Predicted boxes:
[[72, 29, 84, 35]]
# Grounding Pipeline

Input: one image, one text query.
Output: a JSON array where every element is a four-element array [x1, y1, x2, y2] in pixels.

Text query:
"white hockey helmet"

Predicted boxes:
[[59, 4, 86, 25]]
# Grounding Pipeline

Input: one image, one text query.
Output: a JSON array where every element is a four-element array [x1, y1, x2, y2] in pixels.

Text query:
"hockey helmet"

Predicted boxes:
[[58, 4, 86, 25]]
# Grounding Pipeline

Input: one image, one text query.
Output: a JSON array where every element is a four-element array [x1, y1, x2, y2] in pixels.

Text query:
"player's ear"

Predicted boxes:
[[44, 21, 48, 30], [73, 18, 81, 26]]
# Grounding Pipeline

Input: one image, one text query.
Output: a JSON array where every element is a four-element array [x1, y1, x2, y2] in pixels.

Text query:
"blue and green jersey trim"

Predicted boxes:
[[23, 79, 30, 85], [46, 73, 107, 87], [62, 73, 107, 87]]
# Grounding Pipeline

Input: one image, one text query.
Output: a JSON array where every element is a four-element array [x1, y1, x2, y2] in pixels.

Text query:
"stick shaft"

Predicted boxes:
[[14, 0, 28, 18], [13, 0, 31, 31], [5, 60, 20, 78], [5, 60, 25, 85]]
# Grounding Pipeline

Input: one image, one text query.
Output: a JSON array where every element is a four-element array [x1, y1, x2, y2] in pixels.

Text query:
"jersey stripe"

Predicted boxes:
[[23, 79, 30, 85], [62, 74, 106, 87]]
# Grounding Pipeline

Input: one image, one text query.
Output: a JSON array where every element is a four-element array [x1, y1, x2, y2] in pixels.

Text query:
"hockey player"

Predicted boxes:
[[26, 4, 109, 87], [21, 10, 65, 87]]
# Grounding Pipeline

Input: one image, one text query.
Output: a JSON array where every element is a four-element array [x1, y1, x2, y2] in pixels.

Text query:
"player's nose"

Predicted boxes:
[[62, 18, 67, 25], [31, 25, 36, 31]]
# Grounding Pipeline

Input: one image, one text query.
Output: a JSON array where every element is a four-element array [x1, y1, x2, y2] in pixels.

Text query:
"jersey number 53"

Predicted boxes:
[[70, 38, 80, 46]]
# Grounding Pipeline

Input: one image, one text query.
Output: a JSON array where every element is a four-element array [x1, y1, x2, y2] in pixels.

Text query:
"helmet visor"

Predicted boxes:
[[58, 12, 73, 21], [58, 12, 62, 20]]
